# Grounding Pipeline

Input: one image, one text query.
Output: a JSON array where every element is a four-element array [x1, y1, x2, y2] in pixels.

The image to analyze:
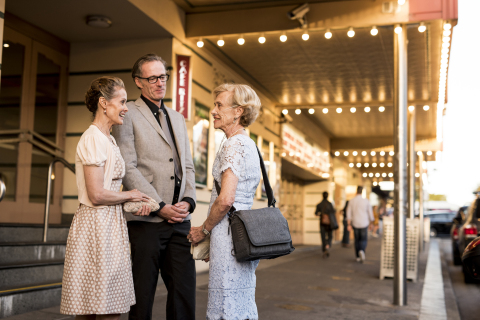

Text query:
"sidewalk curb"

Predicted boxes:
[[439, 241, 462, 320]]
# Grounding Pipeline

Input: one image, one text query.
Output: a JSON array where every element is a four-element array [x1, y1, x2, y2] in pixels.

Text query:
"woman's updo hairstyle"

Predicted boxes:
[[213, 83, 262, 127], [85, 76, 125, 116]]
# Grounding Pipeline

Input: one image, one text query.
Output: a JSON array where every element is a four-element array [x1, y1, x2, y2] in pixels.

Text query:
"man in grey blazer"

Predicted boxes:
[[112, 54, 196, 320]]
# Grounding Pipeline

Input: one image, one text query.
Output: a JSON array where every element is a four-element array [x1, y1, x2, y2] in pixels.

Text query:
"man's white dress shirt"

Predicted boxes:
[[346, 194, 374, 229]]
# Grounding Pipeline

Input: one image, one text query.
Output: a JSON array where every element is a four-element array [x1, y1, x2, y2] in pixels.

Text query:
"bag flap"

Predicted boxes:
[[235, 207, 292, 246]]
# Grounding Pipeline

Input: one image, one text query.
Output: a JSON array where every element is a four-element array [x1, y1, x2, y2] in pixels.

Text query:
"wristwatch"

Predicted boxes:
[[202, 224, 210, 236]]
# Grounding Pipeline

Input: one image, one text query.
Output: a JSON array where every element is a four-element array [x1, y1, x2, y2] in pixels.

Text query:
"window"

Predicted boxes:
[[193, 103, 210, 185]]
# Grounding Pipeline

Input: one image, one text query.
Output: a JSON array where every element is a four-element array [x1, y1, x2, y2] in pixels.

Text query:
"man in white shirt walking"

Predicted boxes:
[[346, 186, 374, 263]]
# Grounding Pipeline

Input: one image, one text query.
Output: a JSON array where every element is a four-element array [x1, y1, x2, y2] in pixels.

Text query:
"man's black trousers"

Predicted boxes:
[[127, 220, 196, 320]]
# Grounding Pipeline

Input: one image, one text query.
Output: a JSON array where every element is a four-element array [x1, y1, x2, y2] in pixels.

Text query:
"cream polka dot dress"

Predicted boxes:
[[60, 136, 135, 315]]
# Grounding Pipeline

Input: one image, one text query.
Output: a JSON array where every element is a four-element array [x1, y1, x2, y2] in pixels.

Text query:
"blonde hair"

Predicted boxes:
[[213, 83, 261, 127]]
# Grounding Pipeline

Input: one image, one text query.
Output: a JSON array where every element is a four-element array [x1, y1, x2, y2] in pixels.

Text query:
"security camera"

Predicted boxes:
[[287, 3, 310, 26]]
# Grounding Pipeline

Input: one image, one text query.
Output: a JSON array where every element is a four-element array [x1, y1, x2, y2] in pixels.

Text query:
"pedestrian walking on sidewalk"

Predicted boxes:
[[341, 201, 350, 247], [315, 192, 338, 258], [346, 186, 374, 263]]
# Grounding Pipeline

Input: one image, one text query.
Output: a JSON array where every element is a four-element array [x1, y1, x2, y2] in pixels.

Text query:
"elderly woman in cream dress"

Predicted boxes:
[[60, 77, 150, 320], [188, 83, 262, 320]]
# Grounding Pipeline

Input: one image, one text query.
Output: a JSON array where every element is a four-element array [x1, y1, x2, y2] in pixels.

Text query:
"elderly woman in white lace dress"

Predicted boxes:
[[188, 83, 262, 320]]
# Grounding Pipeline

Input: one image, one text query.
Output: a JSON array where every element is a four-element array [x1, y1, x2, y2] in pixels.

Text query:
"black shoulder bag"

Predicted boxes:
[[214, 146, 295, 262]]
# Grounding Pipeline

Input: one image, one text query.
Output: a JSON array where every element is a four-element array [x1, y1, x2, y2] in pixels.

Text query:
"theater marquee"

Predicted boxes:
[[175, 55, 191, 120]]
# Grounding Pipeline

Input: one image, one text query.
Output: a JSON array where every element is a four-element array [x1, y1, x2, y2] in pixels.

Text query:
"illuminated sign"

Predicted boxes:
[[175, 55, 191, 120]]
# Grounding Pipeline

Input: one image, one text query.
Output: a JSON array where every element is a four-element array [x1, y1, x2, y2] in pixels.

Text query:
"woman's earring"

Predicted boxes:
[[104, 109, 107, 114]]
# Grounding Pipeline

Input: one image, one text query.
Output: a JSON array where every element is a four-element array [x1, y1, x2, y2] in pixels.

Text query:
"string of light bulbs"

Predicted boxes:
[[282, 104, 430, 115], [195, 22, 430, 48]]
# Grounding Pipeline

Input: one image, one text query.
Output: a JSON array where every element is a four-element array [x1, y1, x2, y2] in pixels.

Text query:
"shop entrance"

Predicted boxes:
[[0, 25, 68, 223]]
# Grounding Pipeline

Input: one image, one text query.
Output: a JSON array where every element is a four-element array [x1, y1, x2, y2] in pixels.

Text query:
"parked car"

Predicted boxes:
[[451, 206, 468, 265], [425, 210, 456, 237], [455, 199, 480, 283]]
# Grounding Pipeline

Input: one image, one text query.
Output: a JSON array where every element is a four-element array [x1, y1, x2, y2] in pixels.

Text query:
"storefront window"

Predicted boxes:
[[193, 103, 210, 185]]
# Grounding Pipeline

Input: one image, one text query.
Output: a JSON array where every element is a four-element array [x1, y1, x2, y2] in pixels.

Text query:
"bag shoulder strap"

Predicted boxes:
[[213, 145, 277, 210]]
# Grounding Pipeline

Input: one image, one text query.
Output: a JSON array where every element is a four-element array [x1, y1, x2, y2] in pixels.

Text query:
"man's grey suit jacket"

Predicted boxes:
[[112, 97, 196, 223]]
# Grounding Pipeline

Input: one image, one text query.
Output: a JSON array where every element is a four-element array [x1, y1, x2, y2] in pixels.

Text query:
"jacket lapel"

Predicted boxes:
[[164, 107, 184, 161], [135, 98, 169, 144]]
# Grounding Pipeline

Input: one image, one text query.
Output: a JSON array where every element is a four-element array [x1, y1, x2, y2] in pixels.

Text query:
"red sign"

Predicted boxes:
[[175, 55, 191, 120]]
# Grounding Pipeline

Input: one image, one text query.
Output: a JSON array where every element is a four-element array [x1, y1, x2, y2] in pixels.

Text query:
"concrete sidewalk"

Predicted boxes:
[[6, 237, 460, 319]]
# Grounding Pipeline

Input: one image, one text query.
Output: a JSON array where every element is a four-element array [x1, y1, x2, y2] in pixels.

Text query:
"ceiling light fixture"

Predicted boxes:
[[217, 37, 225, 47], [408, 105, 415, 111], [379, 106, 385, 112], [302, 30, 309, 41], [334, 151, 340, 156], [371, 151, 376, 156], [418, 22, 426, 33], [3, 43, 9, 48], [258, 33, 266, 44], [364, 163, 370, 167], [364, 106, 371, 113], [295, 109, 301, 114], [361, 151, 367, 156], [325, 29, 332, 39], [389, 151, 394, 156], [370, 26, 378, 36], [349, 163, 354, 168], [282, 109, 288, 115], [197, 38, 204, 48], [336, 107, 342, 113], [353, 151, 358, 156], [350, 107, 356, 113], [86, 15, 112, 28], [344, 151, 349, 156], [322, 108, 329, 114], [280, 32, 288, 42], [395, 25, 403, 34], [308, 108, 315, 114], [238, 35, 245, 45], [380, 151, 385, 156], [423, 105, 430, 111], [347, 27, 355, 38]]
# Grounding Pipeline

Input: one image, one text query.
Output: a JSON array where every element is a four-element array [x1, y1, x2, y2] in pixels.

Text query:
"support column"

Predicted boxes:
[[393, 24, 408, 306], [418, 152, 424, 252], [407, 109, 416, 219]]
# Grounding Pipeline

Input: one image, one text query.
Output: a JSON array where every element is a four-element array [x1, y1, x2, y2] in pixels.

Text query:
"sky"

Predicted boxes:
[[425, 0, 480, 206]]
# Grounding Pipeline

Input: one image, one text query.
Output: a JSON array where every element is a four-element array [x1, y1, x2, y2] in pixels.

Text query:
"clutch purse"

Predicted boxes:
[[191, 236, 210, 260], [123, 196, 160, 213]]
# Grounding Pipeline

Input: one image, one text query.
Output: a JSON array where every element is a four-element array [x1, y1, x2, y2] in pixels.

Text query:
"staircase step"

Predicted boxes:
[[0, 242, 66, 264], [0, 223, 70, 242], [0, 282, 62, 319], [0, 260, 64, 288]]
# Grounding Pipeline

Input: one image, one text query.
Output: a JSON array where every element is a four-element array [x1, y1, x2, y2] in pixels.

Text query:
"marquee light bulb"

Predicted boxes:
[[371, 151, 376, 156], [258, 36, 266, 44], [389, 151, 394, 156], [350, 107, 356, 113], [282, 109, 288, 115], [344, 151, 349, 156], [418, 22, 426, 33], [443, 30, 451, 36], [370, 26, 378, 36], [379, 106, 385, 112], [336, 107, 342, 113], [361, 151, 367, 156], [349, 163, 354, 168], [347, 27, 355, 38], [323, 108, 328, 114], [408, 105, 415, 111], [334, 151, 340, 156], [380, 151, 385, 156], [302, 31, 309, 41], [325, 29, 332, 39], [197, 39, 204, 48], [237, 36, 245, 45], [398, 0, 406, 5], [389, 173, 393, 177], [444, 23, 452, 30], [423, 105, 430, 111], [363, 173, 367, 177], [353, 151, 358, 156], [356, 163, 362, 168], [280, 33, 287, 42], [369, 173, 374, 178], [365, 163, 370, 167], [364, 106, 371, 113], [308, 108, 315, 114], [217, 38, 225, 47], [395, 26, 403, 34], [295, 109, 301, 114]]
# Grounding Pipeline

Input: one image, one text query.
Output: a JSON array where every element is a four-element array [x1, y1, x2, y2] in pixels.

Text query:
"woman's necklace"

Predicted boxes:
[[92, 122, 111, 139], [227, 127, 245, 139]]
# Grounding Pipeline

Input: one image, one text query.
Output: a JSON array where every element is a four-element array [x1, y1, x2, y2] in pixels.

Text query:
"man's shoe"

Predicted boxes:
[[342, 243, 350, 248], [356, 257, 361, 262], [359, 250, 365, 263]]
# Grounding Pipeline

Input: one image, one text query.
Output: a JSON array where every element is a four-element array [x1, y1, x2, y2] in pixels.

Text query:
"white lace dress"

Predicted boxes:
[[207, 134, 261, 320]]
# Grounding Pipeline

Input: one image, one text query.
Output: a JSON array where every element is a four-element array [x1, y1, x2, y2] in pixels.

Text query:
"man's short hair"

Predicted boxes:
[[322, 191, 329, 199], [357, 186, 363, 194], [131, 54, 167, 88]]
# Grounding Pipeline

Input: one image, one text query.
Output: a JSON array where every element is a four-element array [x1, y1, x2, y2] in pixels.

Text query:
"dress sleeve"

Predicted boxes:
[[76, 133, 108, 167], [219, 137, 245, 178]]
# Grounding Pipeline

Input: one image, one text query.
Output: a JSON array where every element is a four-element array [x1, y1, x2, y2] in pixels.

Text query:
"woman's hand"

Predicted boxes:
[[188, 226, 206, 245], [127, 189, 150, 202], [133, 204, 151, 216]]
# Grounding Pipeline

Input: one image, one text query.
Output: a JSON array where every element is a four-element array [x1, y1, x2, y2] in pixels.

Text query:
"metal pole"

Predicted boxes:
[[418, 152, 424, 252], [393, 24, 408, 306], [407, 109, 416, 219], [43, 162, 55, 243]]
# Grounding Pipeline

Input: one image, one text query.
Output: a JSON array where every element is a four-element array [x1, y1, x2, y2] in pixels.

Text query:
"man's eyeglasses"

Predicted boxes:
[[137, 74, 170, 84]]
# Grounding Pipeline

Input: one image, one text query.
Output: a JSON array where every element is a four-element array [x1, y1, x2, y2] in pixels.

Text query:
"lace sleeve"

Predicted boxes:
[[219, 136, 245, 178]]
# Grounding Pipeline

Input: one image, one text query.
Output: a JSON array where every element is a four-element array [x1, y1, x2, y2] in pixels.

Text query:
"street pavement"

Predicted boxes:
[[6, 236, 462, 320]]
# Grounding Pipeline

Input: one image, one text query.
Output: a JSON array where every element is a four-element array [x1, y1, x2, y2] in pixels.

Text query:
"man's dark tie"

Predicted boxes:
[[158, 109, 183, 180]]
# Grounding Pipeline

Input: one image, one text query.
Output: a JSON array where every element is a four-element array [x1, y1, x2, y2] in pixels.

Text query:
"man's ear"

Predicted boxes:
[[134, 77, 143, 89]]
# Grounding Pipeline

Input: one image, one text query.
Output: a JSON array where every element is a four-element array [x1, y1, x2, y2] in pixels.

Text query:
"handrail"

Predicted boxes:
[[43, 157, 75, 242], [0, 174, 6, 202], [0, 129, 64, 156]]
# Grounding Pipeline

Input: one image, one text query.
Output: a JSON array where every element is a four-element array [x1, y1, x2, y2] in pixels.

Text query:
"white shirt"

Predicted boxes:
[[346, 194, 374, 229]]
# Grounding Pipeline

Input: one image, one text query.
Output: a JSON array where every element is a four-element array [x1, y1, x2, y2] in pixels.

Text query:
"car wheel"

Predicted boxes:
[[430, 228, 437, 237], [453, 245, 462, 266], [463, 263, 476, 284]]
